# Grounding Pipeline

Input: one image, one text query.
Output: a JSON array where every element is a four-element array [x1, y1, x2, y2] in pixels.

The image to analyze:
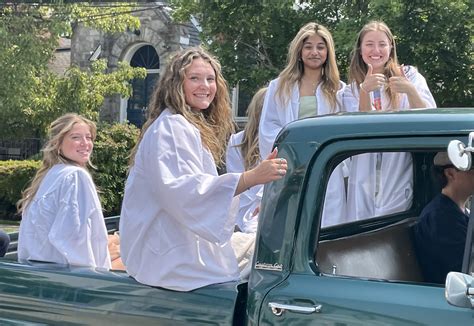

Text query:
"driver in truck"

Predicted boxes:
[[414, 152, 474, 284]]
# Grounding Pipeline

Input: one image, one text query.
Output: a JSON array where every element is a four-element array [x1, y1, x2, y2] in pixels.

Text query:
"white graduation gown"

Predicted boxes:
[[259, 77, 347, 159], [225, 131, 262, 233], [343, 65, 437, 220], [258, 77, 349, 227], [18, 164, 111, 269], [120, 109, 241, 291]]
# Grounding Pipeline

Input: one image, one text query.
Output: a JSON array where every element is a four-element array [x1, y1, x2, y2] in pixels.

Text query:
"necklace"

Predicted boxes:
[[302, 76, 321, 88]]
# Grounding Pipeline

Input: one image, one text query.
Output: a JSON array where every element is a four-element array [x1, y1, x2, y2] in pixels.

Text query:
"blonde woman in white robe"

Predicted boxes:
[[344, 21, 437, 221], [17, 114, 111, 269], [226, 87, 267, 233], [120, 48, 287, 292], [258, 22, 349, 228]]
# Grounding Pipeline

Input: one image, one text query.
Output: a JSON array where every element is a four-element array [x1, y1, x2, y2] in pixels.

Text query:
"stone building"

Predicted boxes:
[[70, 2, 200, 127]]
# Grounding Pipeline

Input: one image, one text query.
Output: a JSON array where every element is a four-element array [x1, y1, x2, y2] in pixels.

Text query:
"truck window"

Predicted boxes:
[[315, 150, 471, 285], [321, 152, 414, 228], [315, 151, 421, 283]]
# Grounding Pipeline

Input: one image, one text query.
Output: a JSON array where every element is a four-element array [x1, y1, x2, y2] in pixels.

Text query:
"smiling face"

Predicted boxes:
[[360, 30, 392, 73], [183, 57, 217, 111], [60, 122, 93, 166], [300, 34, 328, 71]]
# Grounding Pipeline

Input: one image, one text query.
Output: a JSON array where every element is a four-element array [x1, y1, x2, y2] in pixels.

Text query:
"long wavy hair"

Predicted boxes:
[[237, 87, 267, 170], [348, 21, 402, 109], [129, 47, 234, 168], [276, 22, 340, 111], [17, 113, 97, 214]]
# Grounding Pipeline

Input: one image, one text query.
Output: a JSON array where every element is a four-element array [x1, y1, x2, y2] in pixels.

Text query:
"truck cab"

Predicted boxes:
[[252, 108, 474, 325]]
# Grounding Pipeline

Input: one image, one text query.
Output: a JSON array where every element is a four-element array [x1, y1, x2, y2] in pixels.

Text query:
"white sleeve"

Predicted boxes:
[[376, 152, 414, 217], [335, 80, 347, 112], [259, 79, 284, 159], [147, 115, 240, 244], [407, 67, 437, 108], [48, 170, 110, 268], [226, 132, 245, 173], [342, 82, 360, 113]]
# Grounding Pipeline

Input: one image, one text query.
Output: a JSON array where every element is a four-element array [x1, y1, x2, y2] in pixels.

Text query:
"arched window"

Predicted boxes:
[[127, 45, 160, 128]]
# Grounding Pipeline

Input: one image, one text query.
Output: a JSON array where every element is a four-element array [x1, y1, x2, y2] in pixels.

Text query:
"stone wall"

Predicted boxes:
[[71, 3, 200, 123]]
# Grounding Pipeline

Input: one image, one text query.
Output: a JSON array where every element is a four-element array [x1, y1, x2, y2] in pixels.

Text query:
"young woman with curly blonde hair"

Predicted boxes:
[[120, 47, 287, 291]]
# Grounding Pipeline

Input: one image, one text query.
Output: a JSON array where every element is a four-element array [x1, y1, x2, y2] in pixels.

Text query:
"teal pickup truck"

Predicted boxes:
[[1, 108, 473, 325]]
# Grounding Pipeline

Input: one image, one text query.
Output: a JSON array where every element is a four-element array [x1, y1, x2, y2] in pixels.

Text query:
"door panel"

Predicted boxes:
[[260, 275, 473, 325]]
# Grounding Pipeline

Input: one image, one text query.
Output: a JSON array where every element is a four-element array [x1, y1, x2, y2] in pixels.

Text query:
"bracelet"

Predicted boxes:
[[359, 83, 369, 93], [241, 172, 250, 191]]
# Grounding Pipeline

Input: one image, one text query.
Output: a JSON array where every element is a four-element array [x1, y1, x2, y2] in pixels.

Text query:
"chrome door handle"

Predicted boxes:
[[268, 302, 322, 316]]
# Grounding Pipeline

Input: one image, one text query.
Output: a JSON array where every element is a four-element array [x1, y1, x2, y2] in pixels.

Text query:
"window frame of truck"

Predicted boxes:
[[256, 110, 474, 325]]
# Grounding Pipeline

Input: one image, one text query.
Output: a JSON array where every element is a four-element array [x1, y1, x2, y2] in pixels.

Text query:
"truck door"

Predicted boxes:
[[259, 143, 474, 325]]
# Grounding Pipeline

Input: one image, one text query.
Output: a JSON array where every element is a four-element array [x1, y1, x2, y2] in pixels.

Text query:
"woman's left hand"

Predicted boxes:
[[389, 76, 416, 95]]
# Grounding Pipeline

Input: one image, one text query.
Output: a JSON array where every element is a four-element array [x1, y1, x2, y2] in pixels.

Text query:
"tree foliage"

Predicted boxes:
[[0, 1, 144, 138], [170, 0, 472, 107], [24, 60, 146, 138], [92, 121, 140, 216]]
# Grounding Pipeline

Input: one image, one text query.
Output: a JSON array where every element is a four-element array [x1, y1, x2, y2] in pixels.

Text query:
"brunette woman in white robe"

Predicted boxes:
[[17, 114, 111, 269], [258, 22, 348, 227], [119, 48, 287, 292], [343, 21, 437, 221]]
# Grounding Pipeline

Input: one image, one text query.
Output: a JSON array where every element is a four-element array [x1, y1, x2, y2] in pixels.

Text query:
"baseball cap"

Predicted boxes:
[[433, 152, 452, 167]]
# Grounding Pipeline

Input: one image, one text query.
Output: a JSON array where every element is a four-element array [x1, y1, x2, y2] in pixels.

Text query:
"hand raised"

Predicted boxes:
[[247, 147, 287, 186], [361, 64, 386, 92], [366, 63, 373, 78], [389, 65, 414, 94]]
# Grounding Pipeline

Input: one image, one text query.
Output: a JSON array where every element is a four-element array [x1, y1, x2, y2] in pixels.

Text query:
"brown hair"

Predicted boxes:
[[276, 22, 340, 111], [129, 47, 234, 168]]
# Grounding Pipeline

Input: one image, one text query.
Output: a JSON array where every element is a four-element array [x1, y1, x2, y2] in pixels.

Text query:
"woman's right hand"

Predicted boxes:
[[360, 64, 386, 93], [247, 148, 287, 186], [236, 148, 288, 196]]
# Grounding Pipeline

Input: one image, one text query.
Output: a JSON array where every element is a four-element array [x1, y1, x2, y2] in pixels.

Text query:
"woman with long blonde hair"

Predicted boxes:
[[226, 87, 267, 233], [258, 22, 348, 227], [344, 21, 436, 221], [17, 113, 111, 269], [119, 47, 287, 291], [345, 20, 436, 112], [259, 22, 345, 159]]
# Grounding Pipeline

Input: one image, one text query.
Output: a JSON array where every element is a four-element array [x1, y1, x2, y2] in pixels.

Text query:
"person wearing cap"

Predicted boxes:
[[413, 152, 473, 284]]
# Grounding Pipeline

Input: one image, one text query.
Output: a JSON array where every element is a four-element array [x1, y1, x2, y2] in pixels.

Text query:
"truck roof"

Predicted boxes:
[[278, 108, 474, 145]]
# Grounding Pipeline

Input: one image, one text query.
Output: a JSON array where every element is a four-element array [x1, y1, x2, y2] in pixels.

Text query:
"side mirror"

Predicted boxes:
[[445, 272, 474, 309], [447, 132, 474, 171]]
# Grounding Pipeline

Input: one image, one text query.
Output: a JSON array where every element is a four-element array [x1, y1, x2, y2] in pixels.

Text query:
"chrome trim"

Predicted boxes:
[[268, 302, 322, 316]]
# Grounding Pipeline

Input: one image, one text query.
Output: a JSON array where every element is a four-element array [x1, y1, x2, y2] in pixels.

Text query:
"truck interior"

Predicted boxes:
[[315, 150, 471, 284]]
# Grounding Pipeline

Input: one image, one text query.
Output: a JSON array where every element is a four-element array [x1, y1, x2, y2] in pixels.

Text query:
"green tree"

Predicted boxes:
[[0, 2, 143, 138], [170, 0, 473, 107], [374, 0, 473, 107], [24, 60, 146, 138]]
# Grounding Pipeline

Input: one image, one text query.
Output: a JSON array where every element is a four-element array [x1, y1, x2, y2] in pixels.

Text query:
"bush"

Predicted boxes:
[[0, 122, 139, 220], [92, 122, 139, 216], [0, 160, 41, 220]]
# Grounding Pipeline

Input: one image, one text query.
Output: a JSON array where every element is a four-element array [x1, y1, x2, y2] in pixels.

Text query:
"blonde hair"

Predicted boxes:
[[129, 47, 234, 168], [277, 22, 340, 111], [17, 113, 97, 214], [348, 21, 402, 109], [237, 87, 267, 170]]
